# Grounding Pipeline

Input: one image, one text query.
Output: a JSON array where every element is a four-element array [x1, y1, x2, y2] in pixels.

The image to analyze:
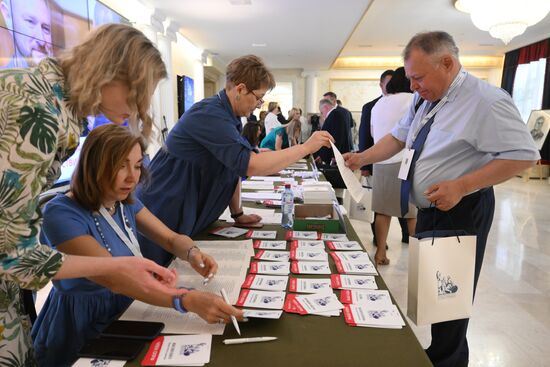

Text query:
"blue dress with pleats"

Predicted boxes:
[[31, 194, 144, 367]]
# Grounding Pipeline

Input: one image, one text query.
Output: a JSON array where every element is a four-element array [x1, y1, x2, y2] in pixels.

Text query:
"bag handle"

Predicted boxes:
[[430, 203, 461, 246]]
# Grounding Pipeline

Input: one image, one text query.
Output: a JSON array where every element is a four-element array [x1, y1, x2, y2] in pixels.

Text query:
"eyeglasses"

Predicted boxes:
[[248, 89, 264, 107]]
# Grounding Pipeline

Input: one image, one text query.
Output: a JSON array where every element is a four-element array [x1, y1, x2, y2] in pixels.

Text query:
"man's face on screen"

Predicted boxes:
[[11, 0, 52, 65]]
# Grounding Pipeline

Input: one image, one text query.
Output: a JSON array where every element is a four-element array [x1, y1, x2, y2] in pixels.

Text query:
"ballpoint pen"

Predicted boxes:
[[220, 288, 241, 335], [223, 337, 277, 345], [202, 273, 213, 286]]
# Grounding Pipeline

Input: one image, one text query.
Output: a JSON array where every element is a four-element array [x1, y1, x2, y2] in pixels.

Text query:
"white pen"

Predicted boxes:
[[202, 273, 214, 286], [220, 288, 241, 336], [223, 337, 277, 345]]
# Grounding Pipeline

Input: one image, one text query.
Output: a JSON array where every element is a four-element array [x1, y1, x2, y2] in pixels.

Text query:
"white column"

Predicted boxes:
[[157, 32, 176, 132], [301, 71, 318, 114]]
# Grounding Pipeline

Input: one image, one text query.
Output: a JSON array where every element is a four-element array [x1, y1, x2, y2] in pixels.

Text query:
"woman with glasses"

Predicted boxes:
[[137, 55, 333, 265]]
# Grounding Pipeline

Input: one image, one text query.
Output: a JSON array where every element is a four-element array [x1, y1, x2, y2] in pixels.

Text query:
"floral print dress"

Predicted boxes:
[[0, 58, 83, 366]]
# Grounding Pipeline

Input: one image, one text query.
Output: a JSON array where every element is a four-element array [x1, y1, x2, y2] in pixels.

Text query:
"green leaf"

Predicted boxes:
[[18, 106, 59, 154]]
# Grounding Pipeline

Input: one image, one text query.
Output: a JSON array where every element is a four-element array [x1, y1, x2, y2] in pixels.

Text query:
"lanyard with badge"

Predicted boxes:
[[99, 203, 143, 257], [397, 68, 468, 180]]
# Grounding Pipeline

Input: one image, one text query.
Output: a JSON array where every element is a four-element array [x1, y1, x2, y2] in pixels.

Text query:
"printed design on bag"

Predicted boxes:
[[181, 342, 207, 356], [90, 360, 110, 367], [261, 296, 283, 304], [368, 310, 388, 319], [315, 296, 332, 306], [436, 271, 458, 296]]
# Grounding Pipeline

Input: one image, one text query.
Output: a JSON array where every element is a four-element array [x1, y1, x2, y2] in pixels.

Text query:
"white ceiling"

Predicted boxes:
[[146, 0, 550, 69]]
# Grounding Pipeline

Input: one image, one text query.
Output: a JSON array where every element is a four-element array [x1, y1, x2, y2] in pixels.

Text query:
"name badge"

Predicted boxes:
[[398, 149, 415, 180]]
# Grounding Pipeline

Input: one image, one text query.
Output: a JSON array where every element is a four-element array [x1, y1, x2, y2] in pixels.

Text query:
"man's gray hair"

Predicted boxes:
[[403, 31, 459, 60], [319, 98, 333, 108]]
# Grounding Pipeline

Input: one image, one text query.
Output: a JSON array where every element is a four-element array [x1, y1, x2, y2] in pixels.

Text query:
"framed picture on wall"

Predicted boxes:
[[526, 110, 550, 150]]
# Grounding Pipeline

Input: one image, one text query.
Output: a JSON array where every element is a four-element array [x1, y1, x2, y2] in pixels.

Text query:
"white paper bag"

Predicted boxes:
[[407, 233, 476, 325], [347, 176, 373, 223]]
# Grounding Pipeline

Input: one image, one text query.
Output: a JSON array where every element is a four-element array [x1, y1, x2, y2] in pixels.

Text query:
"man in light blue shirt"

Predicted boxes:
[[344, 31, 539, 367]]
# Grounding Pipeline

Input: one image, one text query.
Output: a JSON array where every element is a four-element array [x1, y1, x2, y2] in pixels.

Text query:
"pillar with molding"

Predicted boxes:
[[302, 71, 319, 115]]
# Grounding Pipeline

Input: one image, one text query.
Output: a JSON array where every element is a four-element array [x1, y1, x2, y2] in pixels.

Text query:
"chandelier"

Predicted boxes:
[[454, 0, 550, 44]]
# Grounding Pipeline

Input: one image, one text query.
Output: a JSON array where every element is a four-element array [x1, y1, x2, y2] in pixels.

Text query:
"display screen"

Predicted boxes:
[[0, 0, 128, 69]]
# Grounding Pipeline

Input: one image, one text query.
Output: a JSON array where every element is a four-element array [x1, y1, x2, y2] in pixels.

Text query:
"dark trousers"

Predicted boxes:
[[416, 188, 495, 367]]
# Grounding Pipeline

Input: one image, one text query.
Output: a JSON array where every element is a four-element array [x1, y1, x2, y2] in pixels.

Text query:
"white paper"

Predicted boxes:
[[289, 278, 333, 293], [242, 274, 289, 291], [236, 290, 286, 309], [219, 207, 275, 223], [398, 148, 415, 180], [342, 290, 393, 306], [338, 260, 377, 275], [321, 233, 348, 241], [289, 231, 318, 240], [295, 293, 343, 314], [242, 192, 282, 201], [291, 249, 328, 262], [332, 251, 371, 262], [251, 262, 290, 275], [330, 141, 366, 203], [250, 176, 296, 183], [333, 274, 377, 290], [291, 240, 325, 249], [345, 304, 405, 329], [255, 250, 290, 262], [242, 309, 283, 319], [292, 261, 331, 275], [248, 230, 277, 239], [254, 240, 287, 250], [327, 241, 363, 251], [142, 334, 211, 366], [242, 181, 274, 190], [72, 359, 126, 367], [211, 227, 249, 238]]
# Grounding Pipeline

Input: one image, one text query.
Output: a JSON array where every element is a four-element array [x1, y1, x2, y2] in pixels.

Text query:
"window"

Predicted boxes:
[[512, 58, 546, 123]]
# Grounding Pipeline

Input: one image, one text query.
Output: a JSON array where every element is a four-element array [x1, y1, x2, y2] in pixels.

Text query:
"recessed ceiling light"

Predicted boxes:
[[229, 0, 251, 5], [252, 43, 267, 47]]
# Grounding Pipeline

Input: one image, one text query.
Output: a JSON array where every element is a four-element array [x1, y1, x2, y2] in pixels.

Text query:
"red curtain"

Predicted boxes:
[[518, 39, 549, 64]]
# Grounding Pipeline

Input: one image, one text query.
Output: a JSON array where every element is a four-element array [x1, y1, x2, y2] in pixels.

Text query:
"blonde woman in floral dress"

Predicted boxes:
[[0, 24, 184, 365]]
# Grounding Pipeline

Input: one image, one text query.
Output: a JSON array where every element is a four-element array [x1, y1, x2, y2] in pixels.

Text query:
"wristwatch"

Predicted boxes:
[[172, 287, 192, 314]]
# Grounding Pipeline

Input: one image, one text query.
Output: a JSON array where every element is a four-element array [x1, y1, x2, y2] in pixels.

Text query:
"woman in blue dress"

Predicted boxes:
[[138, 55, 333, 265], [32, 124, 243, 366], [260, 119, 301, 151]]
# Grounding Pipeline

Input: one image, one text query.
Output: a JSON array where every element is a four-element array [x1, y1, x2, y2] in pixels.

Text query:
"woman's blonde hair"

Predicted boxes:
[[288, 107, 300, 122], [285, 119, 301, 146], [71, 124, 148, 211], [59, 24, 167, 141]]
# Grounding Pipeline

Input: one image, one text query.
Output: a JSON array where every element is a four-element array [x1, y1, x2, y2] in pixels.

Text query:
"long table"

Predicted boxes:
[[125, 177, 432, 367]]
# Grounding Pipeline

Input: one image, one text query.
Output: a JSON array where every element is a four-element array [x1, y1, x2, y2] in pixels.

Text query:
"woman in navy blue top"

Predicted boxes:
[[138, 55, 333, 265], [33, 125, 244, 366]]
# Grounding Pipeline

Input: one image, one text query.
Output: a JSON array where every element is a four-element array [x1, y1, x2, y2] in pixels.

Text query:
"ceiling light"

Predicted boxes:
[[454, 0, 472, 13], [252, 43, 266, 47], [455, 0, 550, 44]]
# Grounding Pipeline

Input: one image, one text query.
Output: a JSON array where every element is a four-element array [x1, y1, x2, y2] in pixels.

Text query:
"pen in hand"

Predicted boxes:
[[220, 288, 241, 336]]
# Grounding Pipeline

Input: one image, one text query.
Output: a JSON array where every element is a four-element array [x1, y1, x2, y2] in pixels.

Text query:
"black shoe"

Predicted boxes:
[[401, 236, 409, 244]]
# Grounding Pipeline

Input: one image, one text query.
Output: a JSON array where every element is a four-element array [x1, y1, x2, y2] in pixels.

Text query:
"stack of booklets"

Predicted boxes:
[[302, 185, 336, 204]]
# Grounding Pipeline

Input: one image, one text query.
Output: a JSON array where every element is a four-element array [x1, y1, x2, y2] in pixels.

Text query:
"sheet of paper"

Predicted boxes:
[[321, 233, 349, 241], [218, 207, 275, 223], [291, 261, 331, 275], [242, 181, 275, 190], [330, 141, 366, 203], [73, 359, 126, 367], [250, 176, 296, 183], [295, 293, 343, 314], [288, 278, 333, 294], [142, 334, 212, 366], [241, 274, 289, 291], [339, 289, 393, 306], [343, 304, 405, 329], [235, 290, 286, 309], [210, 226, 249, 238], [253, 240, 287, 250], [246, 230, 277, 239], [242, 309, 283, 319], [333, 259, 378, 275], [290, 249, 328, 262], [331, 274, 378, 290], [289, 240, 325, 250], [254, 250, 290, 262], [326, 241, 363, 251], [286, 231, 319, 240], [242, 192, 282, 201], [249, 261, 290, 275], [330, 251, 371, 262]]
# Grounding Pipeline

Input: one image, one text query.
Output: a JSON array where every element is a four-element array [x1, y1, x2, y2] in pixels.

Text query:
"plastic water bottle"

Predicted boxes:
[[281, 184, 294, 229]]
